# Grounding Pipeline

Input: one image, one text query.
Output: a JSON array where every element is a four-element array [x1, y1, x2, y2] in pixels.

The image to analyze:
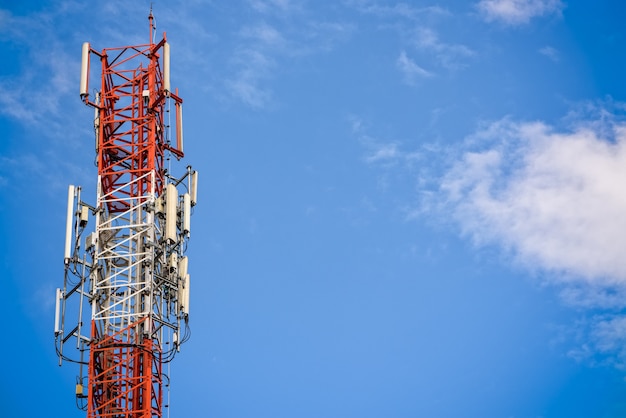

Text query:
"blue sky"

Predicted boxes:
[[3, 0, 626, 417]]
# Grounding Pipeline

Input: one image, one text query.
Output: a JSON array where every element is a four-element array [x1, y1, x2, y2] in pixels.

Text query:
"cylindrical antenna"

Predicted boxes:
[[80, 43, 90, 99], [163, 42, 171, 96], [165, 183, 178, 244], [64, 185, 75, 263]]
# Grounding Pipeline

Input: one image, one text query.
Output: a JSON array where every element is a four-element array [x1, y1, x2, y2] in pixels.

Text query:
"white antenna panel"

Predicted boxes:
[[54, 288, 62, 334], [190, 170, 198, 206], [178, 273, 190, 315], [183, 193, 191, 236], [165, 183, 178, 244], [183, 273, 190, 315], [176, 103, 184, 153], [178, 256, 188, 279]]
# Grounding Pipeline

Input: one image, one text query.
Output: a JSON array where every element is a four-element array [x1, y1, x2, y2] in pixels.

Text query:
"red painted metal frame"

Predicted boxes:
[[87, 319, 162, 418], [90, 24, 183, 214]]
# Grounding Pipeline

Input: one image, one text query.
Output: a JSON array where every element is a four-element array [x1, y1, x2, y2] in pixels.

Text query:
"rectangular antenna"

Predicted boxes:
[[178, 256, 188, 278], [190, 170, 198, 206], [183, 193, 191, 236], [54, 288, 62, 335]]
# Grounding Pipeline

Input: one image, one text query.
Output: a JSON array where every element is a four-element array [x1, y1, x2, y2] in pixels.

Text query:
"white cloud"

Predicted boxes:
[[351, 3, 473, 78], [440, 117, 626, 286], [0, 152, 89, 197], [559, 284, 626, 310], [349, 0, 448, 20], [590, 316, 626, 358], [397, 51, 432, 84], [435, 113, 626, 365], [227, 49, 275, 109], [241, 23, 285, 47], [0, 5, 95, 151], [225, 3, 352, 108], [351, 116, 401, 165], [538, 45, 560, 61], [366, 143, 400, 163], [227, 78, 273, 109], [564, 314, 626, 369], [351, 115, 424, 172], [477, 0, 564, 25], [414, 27, 474, 70], [249, 0, 300, 14], [354, 108, 626, 366]]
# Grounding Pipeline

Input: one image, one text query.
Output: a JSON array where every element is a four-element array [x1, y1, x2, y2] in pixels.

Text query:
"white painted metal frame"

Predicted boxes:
[[93, 171, 156, 338]]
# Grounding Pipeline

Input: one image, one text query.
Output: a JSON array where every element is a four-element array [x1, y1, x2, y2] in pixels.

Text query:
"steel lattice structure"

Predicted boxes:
[[55, 12, 196, 418]]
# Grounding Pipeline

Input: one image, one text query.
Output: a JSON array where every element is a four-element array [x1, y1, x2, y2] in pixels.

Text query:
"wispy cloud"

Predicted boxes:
[[348, 0, 449, 20], [413, 27, 474, 70], [561, 313, 626, 369], [539, 45, 560, 61], [0, 152, 90, 196], [350, 2, 473, 77], [0, 5, 92, 147], [240, 22, 286, 47], [352, 116, 401, 165], [397, 51, 432, 84], [226, 18, 284, 108], [227, 48, 275, 109], [249, 0, 301, 14], [366, 143, 401, 164], [477, 0, 564, 25], [225, 3, 353, 108], [351, 115, 422, 168], [0, 9, 77, 125]]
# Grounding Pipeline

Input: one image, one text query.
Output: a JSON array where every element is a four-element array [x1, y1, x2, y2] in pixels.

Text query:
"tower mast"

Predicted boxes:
[[55, 11, 197, 417]]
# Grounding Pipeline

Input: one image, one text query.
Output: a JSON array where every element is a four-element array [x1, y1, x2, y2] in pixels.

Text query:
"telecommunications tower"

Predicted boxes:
[[54, 11, 197, 417]]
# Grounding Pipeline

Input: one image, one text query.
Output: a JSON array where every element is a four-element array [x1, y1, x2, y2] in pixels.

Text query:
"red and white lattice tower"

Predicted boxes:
[[55, 11, 197, 417]]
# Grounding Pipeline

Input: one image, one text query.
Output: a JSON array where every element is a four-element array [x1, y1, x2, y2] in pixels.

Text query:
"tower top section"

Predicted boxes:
[[78, 12, 185, 212]]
